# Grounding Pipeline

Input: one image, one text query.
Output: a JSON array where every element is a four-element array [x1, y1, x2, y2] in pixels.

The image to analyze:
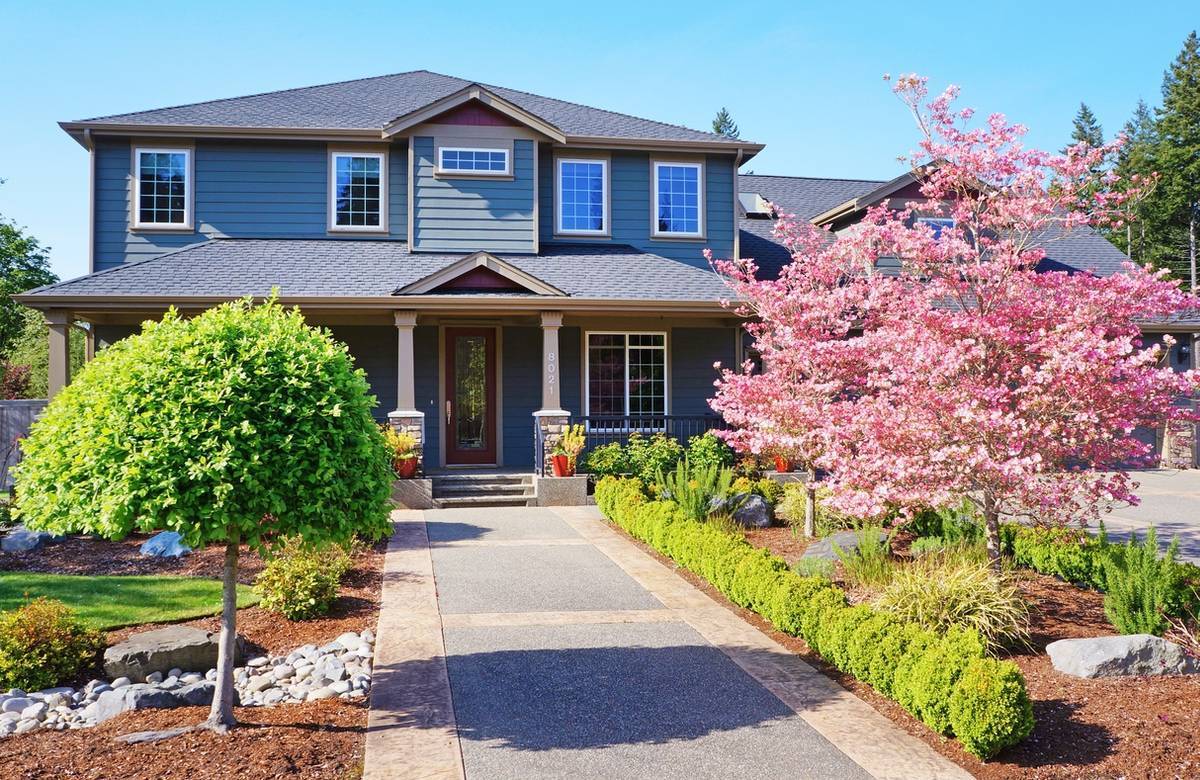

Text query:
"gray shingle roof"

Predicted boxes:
[[22, 239, 731, 302], [737, 173, 1135, 279], [75, 70, 745, 145]]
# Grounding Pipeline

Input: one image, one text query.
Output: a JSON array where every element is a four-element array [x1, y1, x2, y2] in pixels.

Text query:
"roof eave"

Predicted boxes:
[[58, 121, 388, 148]]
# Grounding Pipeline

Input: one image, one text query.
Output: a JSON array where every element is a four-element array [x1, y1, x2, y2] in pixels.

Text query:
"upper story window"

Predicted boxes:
[[329, 151, 386, 231], [134, 148, 191, 229], [556, 158, 608, 235], [652, 161, 704, 238], [438, 147, 510, 175], [917, 217, 955, 238]]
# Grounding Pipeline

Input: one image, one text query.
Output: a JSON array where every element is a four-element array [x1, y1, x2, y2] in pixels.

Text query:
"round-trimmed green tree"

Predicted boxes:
[[13, 297, 393, 731]]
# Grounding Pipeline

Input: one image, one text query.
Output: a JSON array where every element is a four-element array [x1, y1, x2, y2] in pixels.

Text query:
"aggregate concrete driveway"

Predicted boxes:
[[363, 506, 969, 780], [1094, 469, 1200, 562]]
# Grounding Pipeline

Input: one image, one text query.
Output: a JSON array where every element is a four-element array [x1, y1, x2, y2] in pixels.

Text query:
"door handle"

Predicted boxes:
[[445, 400, 451, 427]]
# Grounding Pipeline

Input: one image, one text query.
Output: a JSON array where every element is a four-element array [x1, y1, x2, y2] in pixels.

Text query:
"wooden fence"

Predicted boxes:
[[1, 399, 47, 490]]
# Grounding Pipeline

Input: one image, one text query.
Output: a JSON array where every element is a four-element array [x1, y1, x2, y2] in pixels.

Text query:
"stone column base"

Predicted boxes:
[[533, 410, 570, 477], [388, 410, 427, 476], [1163, 419, 1197, 469]]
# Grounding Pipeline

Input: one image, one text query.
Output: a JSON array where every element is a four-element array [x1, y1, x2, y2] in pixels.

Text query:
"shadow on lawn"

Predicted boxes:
[[369, 643, 811, 751]]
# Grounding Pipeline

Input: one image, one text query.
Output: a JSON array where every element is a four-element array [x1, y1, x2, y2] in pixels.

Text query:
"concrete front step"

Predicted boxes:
[[430, 473, 537, 508], [434, 495, 535, 508]]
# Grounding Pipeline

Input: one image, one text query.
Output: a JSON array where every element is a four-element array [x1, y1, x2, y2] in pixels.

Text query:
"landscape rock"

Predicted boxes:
[[1, 698, 32, 714], [801, 530, 889, 561], [103, 626, 243, 681], [1, 525, 61, 553], [1047, 634, 1199, 678], [731, 494, 773, 528], [138, 531, 192, 558]]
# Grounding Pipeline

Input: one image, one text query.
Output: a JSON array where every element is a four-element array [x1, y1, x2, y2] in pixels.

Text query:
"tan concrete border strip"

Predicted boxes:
[[364, 510, 465, 780], [441, 608, 677, 629], [551, 506, 972, 780]]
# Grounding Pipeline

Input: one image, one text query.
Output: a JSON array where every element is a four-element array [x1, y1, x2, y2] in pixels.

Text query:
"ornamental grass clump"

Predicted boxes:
[[13, 296, 393, 732], [874, 556, 1030, 652], [834, 526, 896, 590], [0, 597, 103, 691], [656, 459, 733, 523]]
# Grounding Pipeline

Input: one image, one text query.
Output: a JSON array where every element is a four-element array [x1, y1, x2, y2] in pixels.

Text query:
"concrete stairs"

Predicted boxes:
[[431, 473, 536, 508]]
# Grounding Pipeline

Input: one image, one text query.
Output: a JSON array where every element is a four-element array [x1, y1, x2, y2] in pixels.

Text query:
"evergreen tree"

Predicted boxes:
[[1065, 102, 1104, 152], [1155, 31, 1200, 290], [1112, 100, 1159, 259], [712, 107, 739, 139]]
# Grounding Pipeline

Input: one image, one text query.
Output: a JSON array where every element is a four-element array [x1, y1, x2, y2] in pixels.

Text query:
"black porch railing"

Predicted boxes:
[[535, 414, 727, 476]]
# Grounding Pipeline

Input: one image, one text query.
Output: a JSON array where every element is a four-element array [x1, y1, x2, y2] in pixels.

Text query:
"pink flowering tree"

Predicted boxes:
[[711, 75, 1200, 567]]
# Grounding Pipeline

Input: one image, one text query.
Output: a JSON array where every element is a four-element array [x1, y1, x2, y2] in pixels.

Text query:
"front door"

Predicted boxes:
[[445, 328, 497, 465]]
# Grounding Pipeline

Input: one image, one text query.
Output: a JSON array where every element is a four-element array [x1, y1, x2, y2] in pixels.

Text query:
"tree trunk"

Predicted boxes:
[[983, 494, 1002, 573], [204, 536, 240, 732], [804, 474, 816, 538]]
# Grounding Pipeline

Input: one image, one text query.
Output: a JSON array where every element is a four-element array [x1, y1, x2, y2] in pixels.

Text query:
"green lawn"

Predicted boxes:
[[0, 572, 260, 630]]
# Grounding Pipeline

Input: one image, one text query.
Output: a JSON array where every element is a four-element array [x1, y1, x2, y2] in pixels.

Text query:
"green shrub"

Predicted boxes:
[[910, 536, 949, 557], [908, 500, 983, 544], [949, 658, 1035, 760], [753, 478, 785, 506], [874, 555, 1030, 651], [868, 622, 931, 698], [254, 538, 354, 620], [0, 597, 103, 691], [1009, 524, 1107, 588], [1103, 527, 1183, 635], [581, 442, 627, 478], [685, 432, 734, 471], [657, 459, 733, 523], [794, 557, 835, 580], [835, 527, 895, 590], [903, 628, 984, 734], [628, 432, 685, 485], [821, 604, 875, 672]]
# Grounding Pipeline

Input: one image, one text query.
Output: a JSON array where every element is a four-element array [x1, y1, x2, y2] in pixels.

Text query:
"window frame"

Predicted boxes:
[[583, 330, 669, 427], [327, 149, 389, 233], [132, 146, 194, 231], [916, 216, 955, 238], [555, 156, 610, 237], [651, 159, 705, 239], [436, 146, 512, 177]]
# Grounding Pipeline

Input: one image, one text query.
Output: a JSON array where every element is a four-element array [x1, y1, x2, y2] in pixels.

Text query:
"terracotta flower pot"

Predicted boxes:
[[773, 455, 794, 473], [551, 454, 574, 477], [394, 456, 419, 479]]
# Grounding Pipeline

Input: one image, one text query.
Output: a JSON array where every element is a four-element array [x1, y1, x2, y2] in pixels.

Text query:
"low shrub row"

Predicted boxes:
[[1001, 523, 1199, 635], [596, 477, 1034, 760], [584, 431, 733, 485]]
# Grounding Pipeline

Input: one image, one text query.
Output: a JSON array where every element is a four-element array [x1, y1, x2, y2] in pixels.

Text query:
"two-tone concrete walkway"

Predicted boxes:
[[364, 506, 970, 780]]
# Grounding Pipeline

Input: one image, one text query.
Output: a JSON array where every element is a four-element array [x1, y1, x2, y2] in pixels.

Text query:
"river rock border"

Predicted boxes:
[[0, 630, 373, 737]]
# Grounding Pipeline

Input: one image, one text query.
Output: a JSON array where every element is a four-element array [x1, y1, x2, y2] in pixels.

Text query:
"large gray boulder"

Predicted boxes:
[[103, 626, 243, 682], [1, 524, 62, 553], [139, 531, 191, 558], [1046, 634, 1199, 678], [709, 493, 774, 528], [81, 681, 233, 724], [801, 529, 888, 561]]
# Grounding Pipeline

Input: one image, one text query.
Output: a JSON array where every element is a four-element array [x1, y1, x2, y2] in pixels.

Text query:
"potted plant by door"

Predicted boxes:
[[772, 451, 794, 473], [383, 427, 419, 478], [551, 424, 586, 477]]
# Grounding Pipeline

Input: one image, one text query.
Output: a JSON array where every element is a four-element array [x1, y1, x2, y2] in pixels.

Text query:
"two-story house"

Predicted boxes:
[[18, 70, 1198, 488]]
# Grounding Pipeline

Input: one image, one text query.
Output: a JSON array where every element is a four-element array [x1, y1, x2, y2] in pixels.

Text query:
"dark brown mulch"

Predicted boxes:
[[618, 520, 1200, 780], [0, 700, 367, 780]]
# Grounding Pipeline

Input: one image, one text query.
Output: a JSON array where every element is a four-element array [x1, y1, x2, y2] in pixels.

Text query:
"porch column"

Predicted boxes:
[[45, 309, 72, 399], [388, 310, 425, 474], [533, 311, 570, 475]]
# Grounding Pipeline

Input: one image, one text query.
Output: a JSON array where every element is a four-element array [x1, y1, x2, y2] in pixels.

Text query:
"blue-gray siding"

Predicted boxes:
[[502, 327, 540, 466], [327, 326, 398, 422], [538, 148, 735, 267], [410, 137, 536, 254], [93, 138, 409, 271], [670, 327, 734, 415], [413, 325, 441, 468]]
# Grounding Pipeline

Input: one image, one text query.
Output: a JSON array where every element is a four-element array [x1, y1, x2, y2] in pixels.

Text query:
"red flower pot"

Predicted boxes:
[[550, 454, 574, 477], [773, 455, 794, 473], [394, 456, 419, 479]]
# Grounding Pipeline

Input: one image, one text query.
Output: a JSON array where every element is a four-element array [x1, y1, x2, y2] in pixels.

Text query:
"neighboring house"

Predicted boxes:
[[16, 71, 1197, 475]]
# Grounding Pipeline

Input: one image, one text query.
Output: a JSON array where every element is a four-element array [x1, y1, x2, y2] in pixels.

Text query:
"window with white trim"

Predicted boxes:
[[557, 158, 607, 234], [916, 217, 955, 238], [653, 161, 703, 237], [134, 148, 190, 228], [330, 152, 385, 230], [586, 332, 667, 417], [438, 147, 510, 174]]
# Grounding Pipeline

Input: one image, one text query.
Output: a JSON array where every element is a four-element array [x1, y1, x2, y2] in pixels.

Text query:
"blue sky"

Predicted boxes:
[[0, 0, 1195, 280]]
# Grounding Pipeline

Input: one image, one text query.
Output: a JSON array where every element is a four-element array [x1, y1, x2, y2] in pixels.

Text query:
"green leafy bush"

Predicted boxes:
[[1008, 525, 1107, 587], [580, 442, 627, 478], [949, 658, 1035, 760], [908, 500, 983, 544], [835, 527, 895, 590], [0, 597, 103, 691], [254, 538, 355, 620], [874, 555, 1030, 651], [594, 479, 1034, 760], [1103, 528, 1184, 635], [685, 432, 734, 471], [582, 433, 684, 485]]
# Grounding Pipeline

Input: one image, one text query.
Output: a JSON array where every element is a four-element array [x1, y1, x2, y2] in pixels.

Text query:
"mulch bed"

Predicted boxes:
[[627, 521, 1200, 779], [0, 532, 387, 778]]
